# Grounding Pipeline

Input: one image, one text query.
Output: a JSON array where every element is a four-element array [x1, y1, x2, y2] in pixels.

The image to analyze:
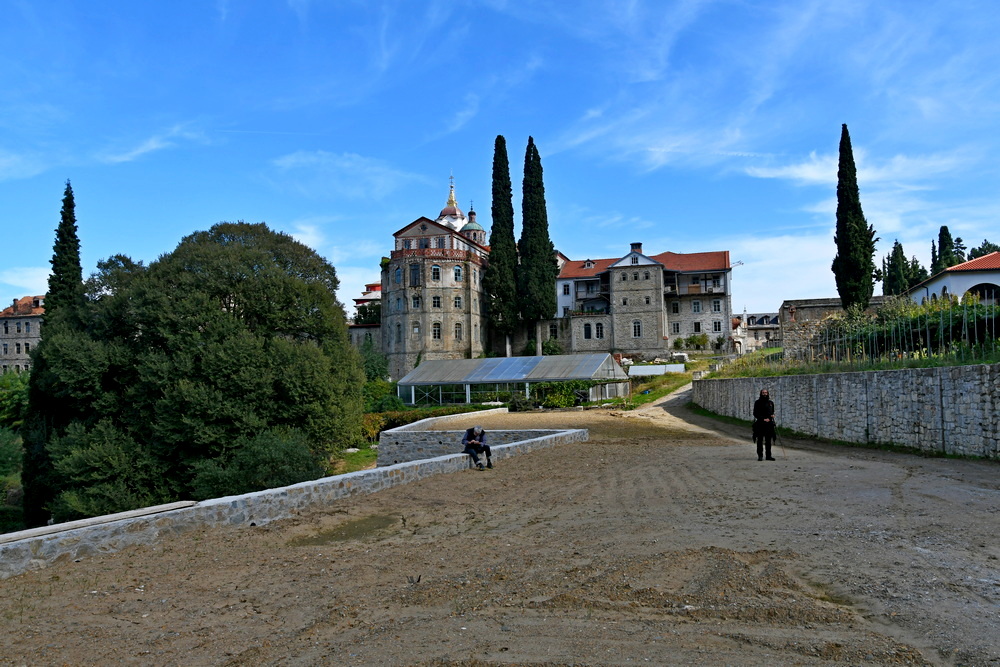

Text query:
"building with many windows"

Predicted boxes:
[[547, 242, 733, 358], [381, 183, 489, 380], [1, 295, 44, 374]]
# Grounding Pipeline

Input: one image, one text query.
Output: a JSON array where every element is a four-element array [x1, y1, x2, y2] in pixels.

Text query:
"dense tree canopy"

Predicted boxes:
[[831, 124, 879, 311], [969, 239, 1000, 259], [881, 240, 928, 296], [482, 135, 520, 340], [24, 222, 365, 523]]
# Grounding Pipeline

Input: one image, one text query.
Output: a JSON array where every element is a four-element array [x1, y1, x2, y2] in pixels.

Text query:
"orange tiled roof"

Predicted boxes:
[[946, 251, 1000, 272], [0, 295, 45, 318], [557, 250, 730, 279]]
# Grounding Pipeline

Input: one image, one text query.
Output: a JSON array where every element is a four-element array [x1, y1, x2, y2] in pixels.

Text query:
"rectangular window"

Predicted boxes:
[[644, 296, 650, 305], [690, 275, 699, 285], [631, 256, 638, 264], [692, 301, 702, 313], [713, 321, 722, 332], [621, 272, 627, 281], [409, 264, 421, 286], [693, 322, 701, 333], [621, 297, 628, 306], [412, 296, 421, 308], [632, 321, 642, 337], [403, 239, 412, 249], [24, 322, 30, 333], [454, 296, 462, 309], [432, 323, 441, 339], [15, 343, 21, 354], [2, 344, 6, 355], [418, 238, 430, 249], [712, 299, 721, 313], [549, 324, 558, 339], [671, 302, 679, 314], [713, 276, 721, 288], [583, 323, 592, 339], [563, 283, 570, 295], [432, 296, 441, 308], [595, 323, 604, 339], [24, 343, 29, 353], [16, 323, 21, 334], [671, 322, 680, 334]]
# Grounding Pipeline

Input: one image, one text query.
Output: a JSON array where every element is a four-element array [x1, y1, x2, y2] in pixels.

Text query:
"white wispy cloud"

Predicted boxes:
[[269, 150, 427, 200], [0, 267, 50, 296], [97, 124, 206, 164], [0, 149, 47, 181]]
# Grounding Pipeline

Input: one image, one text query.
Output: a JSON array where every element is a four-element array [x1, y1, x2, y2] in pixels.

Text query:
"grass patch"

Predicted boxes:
[[631, 373, 692, 406], [329, 448, 378, 475]]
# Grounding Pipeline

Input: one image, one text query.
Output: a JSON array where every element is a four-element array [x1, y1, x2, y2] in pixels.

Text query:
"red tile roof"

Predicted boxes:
[[0, 295, 45, 317], [946, 251, 1000, 272], [557, 250, 730, 279]]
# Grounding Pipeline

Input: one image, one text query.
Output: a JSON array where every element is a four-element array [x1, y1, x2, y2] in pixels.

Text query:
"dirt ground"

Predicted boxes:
[[1, 386, 998, 666]]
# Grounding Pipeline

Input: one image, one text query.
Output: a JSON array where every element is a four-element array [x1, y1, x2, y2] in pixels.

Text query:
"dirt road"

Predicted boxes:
[[1, 387, 998, 665]]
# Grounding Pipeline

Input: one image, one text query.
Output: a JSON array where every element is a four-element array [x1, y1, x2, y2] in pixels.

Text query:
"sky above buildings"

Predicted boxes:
[[3, 0, 1000, 316]]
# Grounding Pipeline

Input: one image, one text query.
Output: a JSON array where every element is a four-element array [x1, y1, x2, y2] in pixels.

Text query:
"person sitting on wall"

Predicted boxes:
[[752, 389, 777, 461], [462, 425, 492, 470]]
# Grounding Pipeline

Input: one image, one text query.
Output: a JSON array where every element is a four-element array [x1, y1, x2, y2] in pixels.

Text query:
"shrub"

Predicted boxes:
[[190, 428, 324, 500], [370, 394, 405, 412], [0, 428, 21, 477], [360, 413, 388, 443]]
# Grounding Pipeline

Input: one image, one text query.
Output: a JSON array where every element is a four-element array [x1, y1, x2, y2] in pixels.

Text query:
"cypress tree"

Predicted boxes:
[[930, 240, 939, 275], [22, 180, 86, 526], [481, 135, 520, 355], [517, 137, 558, 330], [937, 226, 957, 270], [831, 124, 879, 311]]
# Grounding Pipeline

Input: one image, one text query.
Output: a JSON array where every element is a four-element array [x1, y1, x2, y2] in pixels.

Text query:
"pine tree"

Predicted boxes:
[[882, 240, 909, 296], [22, 180, 87, 526], [968, 239, 1000, 259], [954, 237, 967, 263], [481, 135, 520, 355], [517, 137, 558, 335], [831, 124, 879, 311], [908, 256, 928, 287]]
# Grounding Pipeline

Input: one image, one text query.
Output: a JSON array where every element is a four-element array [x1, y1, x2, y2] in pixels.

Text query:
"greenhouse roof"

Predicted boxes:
[[397, 353, 628, 386]]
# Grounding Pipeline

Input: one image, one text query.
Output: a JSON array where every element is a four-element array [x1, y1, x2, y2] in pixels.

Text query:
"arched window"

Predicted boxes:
[[432, 322, 442, 340], [632, 320, 642, 338], [583, 323, 592, 339], [644, 271, 650, 280], [633, 271, 639, 280], [454, 266, 463, 281], [431, 265, 441, 281], [454, 323, 462, 340], [621, 272, 627, 281]]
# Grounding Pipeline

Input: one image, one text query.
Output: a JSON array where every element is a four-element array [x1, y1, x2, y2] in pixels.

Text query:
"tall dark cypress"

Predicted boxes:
[[482, 136, 520, 352], [517, 137, 558, 325], [21, 180, 87, 526], [831, 124, 879, 311], [881, 240, 909, 296], [936, 226, 957, 271]]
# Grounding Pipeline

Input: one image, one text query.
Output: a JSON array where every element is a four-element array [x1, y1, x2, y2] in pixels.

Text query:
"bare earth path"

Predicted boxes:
[[2, 386, 998, 666]]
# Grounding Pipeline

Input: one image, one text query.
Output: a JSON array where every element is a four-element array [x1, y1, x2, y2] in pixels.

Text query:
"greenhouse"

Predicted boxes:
[[396, 353, 630, 406]]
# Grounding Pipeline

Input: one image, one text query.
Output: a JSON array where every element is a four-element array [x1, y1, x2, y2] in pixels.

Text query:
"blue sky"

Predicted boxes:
[[3, 0, 1000, 316]]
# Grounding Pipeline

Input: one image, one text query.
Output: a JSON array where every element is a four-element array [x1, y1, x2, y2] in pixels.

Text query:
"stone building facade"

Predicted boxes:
[[547, 243, 733, 359], [0, 295, 44, 374], [381, 184, 489, 380]]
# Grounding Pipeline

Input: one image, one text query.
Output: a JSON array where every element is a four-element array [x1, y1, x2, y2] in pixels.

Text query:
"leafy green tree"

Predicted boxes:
[[0, 372, 29, 431], [831, 124, 880, 311], [30, 222, 365, 522], [22, 181, 88, 527], [354, 301, 381, 325], [482, 135, 520, 355], [517, 137, 559, 336], [969, 239, 1000, 259], [954, 237, 967, 263], [359, 335, 388, 382], [0, 428, 21, 478], [908, 256, 929, 287]]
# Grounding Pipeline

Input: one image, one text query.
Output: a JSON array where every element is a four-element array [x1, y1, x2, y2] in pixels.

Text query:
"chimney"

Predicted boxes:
[[630, 242, 642, 254]]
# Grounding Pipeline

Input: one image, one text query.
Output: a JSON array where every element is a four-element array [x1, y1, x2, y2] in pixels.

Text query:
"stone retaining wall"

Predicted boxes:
[[692, 364, 999, 458], [0, 412, 588, 580]]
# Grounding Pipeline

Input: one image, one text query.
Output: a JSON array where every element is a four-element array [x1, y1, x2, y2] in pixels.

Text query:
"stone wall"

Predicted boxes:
[[0, 411, 588, 580], [691, 364, 999, 458]]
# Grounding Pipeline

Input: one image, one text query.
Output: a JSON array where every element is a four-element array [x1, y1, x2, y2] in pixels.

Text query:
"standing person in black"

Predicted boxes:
[[462, 425, 492, 470], [753, 389, 776, 461]]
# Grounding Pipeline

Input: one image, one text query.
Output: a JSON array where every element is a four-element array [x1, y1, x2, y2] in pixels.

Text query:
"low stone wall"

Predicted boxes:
[[692, 364, 999, 458], [0, 413, 588, 580]]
